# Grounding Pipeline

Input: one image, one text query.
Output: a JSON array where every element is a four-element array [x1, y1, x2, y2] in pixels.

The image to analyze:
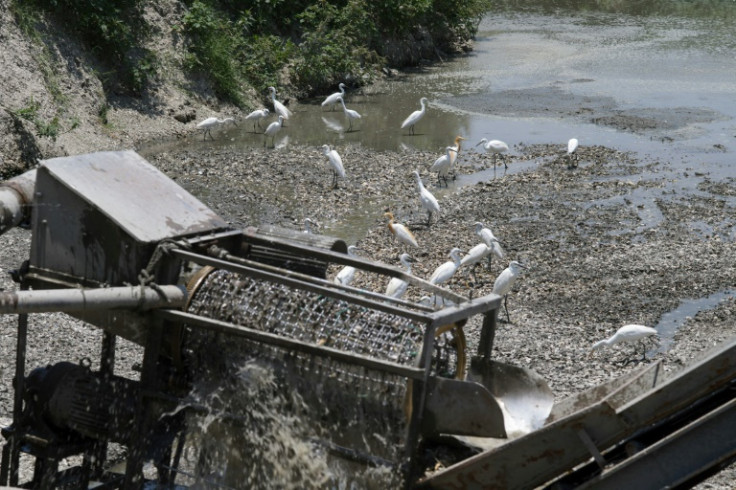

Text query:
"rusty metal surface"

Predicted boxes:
[[419, 338, 736, 489], [578, 397, 736, 489], [38, 151, 228, 243], [418, 402, 623, 489], [422, 377, 506, 438]]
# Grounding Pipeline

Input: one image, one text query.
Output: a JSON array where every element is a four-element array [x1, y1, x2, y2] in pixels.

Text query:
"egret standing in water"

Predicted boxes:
[[336, 96, 361, 132], [196, 117, 236, 140], [244, 108, 269, 132], [384, 253, 414, 299], [473, 221, 504, 268], [567, 138, 579, 168], [493, 261, 527, 323], [321, 83, 347, 111], [321, 144, 345, 189], [263, 115, 284, 147], [401, 97, 429, 135], [268, 86, 292, 122], [430, 146, 456, 186], [413, 170, 440, 225], [477, 138, 510, 176], [334, 245, 360, 286], [590, 324, 658, 361], [384, 212, 418, 248]]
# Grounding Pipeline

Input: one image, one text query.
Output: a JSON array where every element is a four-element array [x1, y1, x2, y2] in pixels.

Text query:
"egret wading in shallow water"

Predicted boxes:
[[336, 96, 361, 132], [493, 260, 527, 323], [321, 144, 345, 189], [245, 108, 269, 132], [401, 97, 429, 135], [590, 324, 658, 361], [449, 135, 466, 172], [413, 170, 440, 225], [263, 115, 284, 147], [385, 253, 414, 299], [268, 86, 292, 123], [430, 146, 456, 186], [196, 117, 236, 141], [384, 212, 418, 248], [321, 83, 347, 111], [474, 221, 504, 268], [334, 245, 360, 286], [477, 138, 510, 176], [567, 138, 579, 168]]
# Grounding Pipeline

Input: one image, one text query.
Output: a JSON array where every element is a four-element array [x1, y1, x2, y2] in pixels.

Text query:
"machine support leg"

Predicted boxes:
[[89, 332, 117, 478], [124, 321, 164, 489], [3, 310, 30, 486], [478, 310, 498, 360]]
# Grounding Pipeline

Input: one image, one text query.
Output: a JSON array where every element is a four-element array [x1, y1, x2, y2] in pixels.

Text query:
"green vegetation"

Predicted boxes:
[[11, 97, 61, 141], [18, 0, 153, 95], [177, 0, 490, 105], [12, 0, 490, 107]]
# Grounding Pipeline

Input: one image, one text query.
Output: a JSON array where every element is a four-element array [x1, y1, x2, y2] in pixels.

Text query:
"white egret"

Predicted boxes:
[[590, 324, 658, 360], [449, 135, 466, 171], [196, 116, 236, 141], [429, 247, 464, 287], [477, 138, 510, 174], [336, 96, 361, 132], [263, 115, 284, 147], [460, 243, 493, 284], [401, 97, 429, 135], [493, 261, 527, 323], [245, 108, 269, 132], [303, 218, 319, 234], [334, 245, 360, 286], [268, 86, 292, 122], [384, 253, 414, 299], [430, 146, 456, 186], [413, 170, 440, 225], [321, 144, 345, 189], [384, 212, 418, 248], [321, 82, 347, 111], [567, 138, 579, 168], [473, 221, 504, 268]]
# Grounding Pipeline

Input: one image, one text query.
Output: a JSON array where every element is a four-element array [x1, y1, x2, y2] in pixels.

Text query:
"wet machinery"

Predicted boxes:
[[0, 151, 734, 489]]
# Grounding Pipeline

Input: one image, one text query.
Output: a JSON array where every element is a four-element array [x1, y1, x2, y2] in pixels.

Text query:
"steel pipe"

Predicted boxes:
[[0, 285, 187, 314], [0, 169, 36, 235]]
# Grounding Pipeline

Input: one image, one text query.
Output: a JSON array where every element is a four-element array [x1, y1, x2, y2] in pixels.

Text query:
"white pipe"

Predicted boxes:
[[0, 285, 187, 314], [0, 169, 36, 235]]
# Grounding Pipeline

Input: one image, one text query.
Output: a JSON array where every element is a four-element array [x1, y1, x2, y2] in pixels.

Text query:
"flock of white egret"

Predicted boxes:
[[196, 85, 656, 359]]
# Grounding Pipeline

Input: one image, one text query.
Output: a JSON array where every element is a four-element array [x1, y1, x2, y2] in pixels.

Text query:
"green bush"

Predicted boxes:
[[19, 0, 154, 95], [292, 3, 382, 95]]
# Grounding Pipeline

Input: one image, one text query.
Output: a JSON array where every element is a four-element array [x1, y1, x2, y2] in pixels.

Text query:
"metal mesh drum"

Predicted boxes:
[[182, 267, 466, 466]]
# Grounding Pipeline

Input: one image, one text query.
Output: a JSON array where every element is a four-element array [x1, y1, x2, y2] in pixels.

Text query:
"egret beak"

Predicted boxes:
[[475, 141, 483, 147]]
